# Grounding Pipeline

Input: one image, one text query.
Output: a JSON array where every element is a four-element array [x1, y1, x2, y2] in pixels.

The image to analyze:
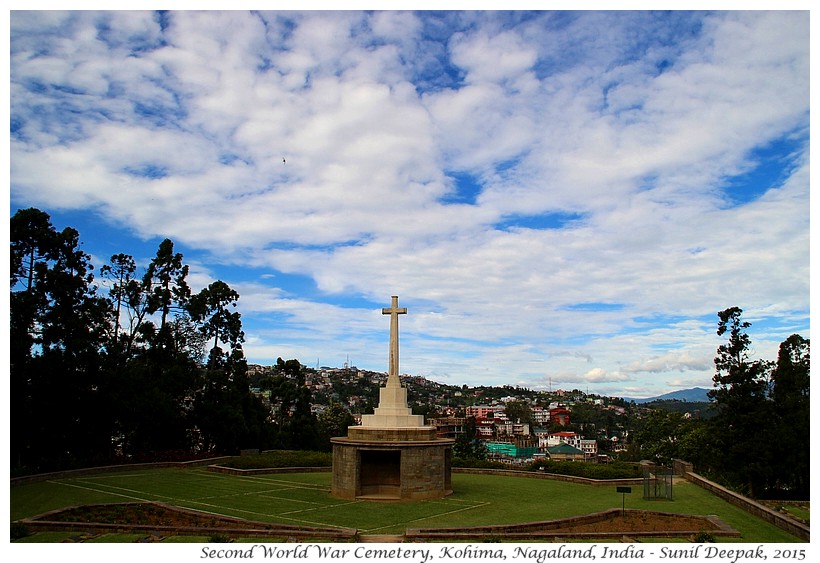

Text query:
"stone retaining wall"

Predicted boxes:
[[406, 508, 740, 541], [21, 501, 357, 541], [684, 472, 809, 542]]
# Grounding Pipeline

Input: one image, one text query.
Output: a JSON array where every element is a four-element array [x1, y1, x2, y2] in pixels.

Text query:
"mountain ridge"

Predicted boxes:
[[623, 387, 712, 404]]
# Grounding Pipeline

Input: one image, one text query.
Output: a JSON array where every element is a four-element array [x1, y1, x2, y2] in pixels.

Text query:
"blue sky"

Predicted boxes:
[[9, 9, 810, 398]]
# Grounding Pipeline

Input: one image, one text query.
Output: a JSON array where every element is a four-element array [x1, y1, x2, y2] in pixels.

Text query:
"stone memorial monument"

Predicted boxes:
[[331, 296, 454, 500]]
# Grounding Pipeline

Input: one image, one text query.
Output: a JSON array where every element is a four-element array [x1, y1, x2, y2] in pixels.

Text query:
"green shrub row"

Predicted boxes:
[[529, 459, 643, 479], [451, 457, 642, 479], [218, 450, 332, 469]]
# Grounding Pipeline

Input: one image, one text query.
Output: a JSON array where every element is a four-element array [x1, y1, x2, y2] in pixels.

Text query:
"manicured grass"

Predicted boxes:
[[783, 505, 810, 524], [10, 468, 802, 542]]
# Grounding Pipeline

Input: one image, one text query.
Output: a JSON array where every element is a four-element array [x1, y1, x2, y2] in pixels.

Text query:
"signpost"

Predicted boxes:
[[616, 486, 632, 516]]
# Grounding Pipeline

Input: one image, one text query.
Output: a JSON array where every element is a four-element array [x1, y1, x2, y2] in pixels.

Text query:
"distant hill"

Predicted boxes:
[[624, 387, 712, 404]]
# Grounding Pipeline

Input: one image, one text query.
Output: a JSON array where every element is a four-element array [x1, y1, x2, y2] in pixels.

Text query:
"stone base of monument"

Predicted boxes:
[[331, 296, 454, 501], [331, 427, 454, 501]]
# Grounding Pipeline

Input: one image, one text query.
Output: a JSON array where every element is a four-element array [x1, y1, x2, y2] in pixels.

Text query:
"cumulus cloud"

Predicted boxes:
[[9, 10, 809, 395]]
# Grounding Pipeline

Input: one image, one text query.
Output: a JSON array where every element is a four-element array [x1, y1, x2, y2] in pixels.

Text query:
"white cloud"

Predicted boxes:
[[9, 11, 809, 393], [449, 28, 538, 84]]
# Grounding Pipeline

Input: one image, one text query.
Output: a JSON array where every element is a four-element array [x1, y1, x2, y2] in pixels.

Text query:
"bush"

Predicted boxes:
[[693, 531, 716, 543]]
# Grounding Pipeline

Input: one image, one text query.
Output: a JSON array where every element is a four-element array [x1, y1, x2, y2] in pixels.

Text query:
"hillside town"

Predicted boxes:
[[247, 362, 650, 465]]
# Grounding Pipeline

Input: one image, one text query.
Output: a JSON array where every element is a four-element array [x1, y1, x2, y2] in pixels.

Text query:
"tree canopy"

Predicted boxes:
[[9, 208, 299, 474], [626, 307, 809, 499]]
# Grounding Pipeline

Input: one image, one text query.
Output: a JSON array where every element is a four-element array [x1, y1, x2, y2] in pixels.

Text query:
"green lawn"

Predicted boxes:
[[10, 468, 803, 542], [783, 505, 810, 525]]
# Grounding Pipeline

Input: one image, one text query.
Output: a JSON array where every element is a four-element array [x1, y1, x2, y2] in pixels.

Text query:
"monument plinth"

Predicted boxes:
[[331, 296, 454, 501]]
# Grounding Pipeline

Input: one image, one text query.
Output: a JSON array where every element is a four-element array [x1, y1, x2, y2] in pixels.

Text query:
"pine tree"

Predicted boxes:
[[707, 307, 773, 497]]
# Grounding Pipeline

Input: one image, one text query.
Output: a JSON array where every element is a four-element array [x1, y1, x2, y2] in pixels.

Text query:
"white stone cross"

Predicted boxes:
[[359, 295, 424, 428], [382, 295, 407, 386]]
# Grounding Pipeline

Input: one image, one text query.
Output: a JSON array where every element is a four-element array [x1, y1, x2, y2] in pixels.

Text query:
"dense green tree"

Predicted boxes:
[[318, 401, 355, 448], [188, 280, 244, 364], [107, 239, 201, 457], [769, 334, 810, 496], [10, 209, 115, 471], [504, 400, 534, 427], [11, 210, 342, 467], [453, 417, 488, 460], [187, 282, 271, 454], [192, 349, 272, 454], [109, 352, 199, 456], [262, 374, 298, 438], [10, 208, 60, 363], [675, 422, 716, 473], [566, 402, 602, 439], [632, 409, 704, 465], [289, 377, 323, 451], [707, 307, 774, 497], [142, 238, 190, 338], [273, 357, 304, 377], [10, 208, 59, 469], [262, 358, 323, 450], [99, 253, 140, 358], [411, 402, 440, 418]]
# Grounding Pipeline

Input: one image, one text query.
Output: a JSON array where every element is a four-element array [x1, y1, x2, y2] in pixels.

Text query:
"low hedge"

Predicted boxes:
[[218, 450, 332, 469], [452, 457, 642, 480], [529, 459, 643, 480], [452, 458, 509, 470]]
